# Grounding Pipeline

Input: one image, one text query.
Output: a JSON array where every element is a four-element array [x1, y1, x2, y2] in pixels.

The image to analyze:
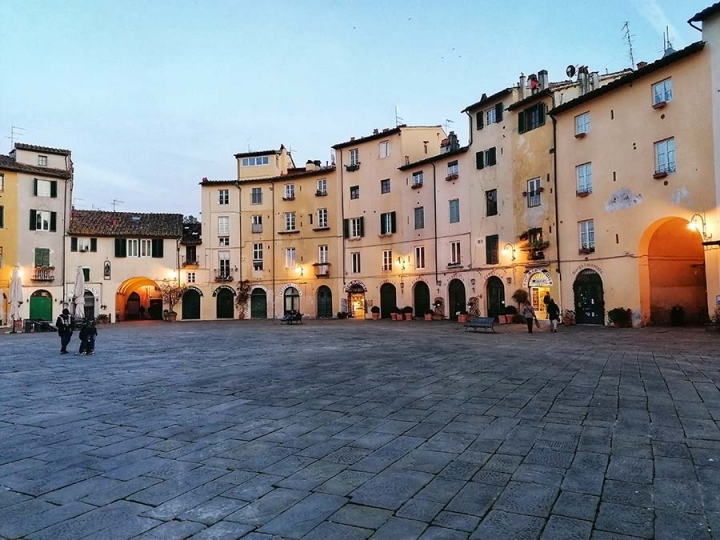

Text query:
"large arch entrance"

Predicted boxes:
[[116, 277, 162, 321], [380, 283, 397, 319], [316, 286, 332, 318], [413, 282, 430, 318], [29, 290, 52, 321], [639, 217, 707, 325], [251, 288, 268, 319], [486, 277, 505, 320], [574, 270, 605, 325], [448, 279, 467, 321]]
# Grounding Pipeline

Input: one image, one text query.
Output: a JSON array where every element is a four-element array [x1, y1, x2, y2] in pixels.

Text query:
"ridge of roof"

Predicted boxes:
[[398, 146, 470, 170], [68, 210, 183, 237], [14, 143, 71, 156], [462, 88, 513, 113]]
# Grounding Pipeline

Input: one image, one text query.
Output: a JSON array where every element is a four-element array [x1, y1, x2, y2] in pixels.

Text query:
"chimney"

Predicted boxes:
[[636, 61, 648, 70], [350, 137, 355, 141], [519, 73, 526, 99], [373, 128, 379, 135], [313, 160, 321, 168], [538, 69, 549, 90], [589, 72, 600, 91], [448, 131, 459, 152], [305, 160, 316, 171]]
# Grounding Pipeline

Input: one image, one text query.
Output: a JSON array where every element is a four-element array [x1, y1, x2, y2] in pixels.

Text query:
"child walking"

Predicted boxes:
[[77, 322, 98, 355]]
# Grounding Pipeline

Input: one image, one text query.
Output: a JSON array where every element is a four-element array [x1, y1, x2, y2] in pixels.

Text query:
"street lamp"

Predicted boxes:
[[688, 214, 712, 241], [504, 243, 516, 261]]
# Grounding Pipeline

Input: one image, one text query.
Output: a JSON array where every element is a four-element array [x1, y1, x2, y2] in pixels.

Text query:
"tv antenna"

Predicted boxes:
[[111, 199, 124, 212], [395, 106, 404, 127], [6, 125, 25, 150], [622, 21, 635, 68], [444, 118, 454, 133]]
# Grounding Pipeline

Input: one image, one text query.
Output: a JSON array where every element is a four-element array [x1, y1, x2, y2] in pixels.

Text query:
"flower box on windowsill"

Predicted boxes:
[[652, 101, 667, 110], [282, 196, 295, 201], [575, 132, 587, 139], [576, 190, 591, 197], [653, 171, 668, 179], [345, 164, 360, 172], [315, 190, 327, 197], [446, 262, 462, 268], [445, 174, 459, 181], [312, 226, 330, 231], [278, 230, 300, 235], [579, 247, 595, 255], [411, 183, 423, 189]]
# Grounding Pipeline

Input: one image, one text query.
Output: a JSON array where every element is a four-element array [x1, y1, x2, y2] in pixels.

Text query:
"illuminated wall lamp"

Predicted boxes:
[[688, 214, 712, 241]]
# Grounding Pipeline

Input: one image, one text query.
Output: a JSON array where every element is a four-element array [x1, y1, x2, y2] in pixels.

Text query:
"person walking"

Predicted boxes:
[[56, 308, 73, 354], [522, 301, 538, 333], [547, 298, 560, 333]]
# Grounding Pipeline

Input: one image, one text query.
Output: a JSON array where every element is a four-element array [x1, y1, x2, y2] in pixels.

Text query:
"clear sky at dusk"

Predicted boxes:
[[0, 0, 710, 216]]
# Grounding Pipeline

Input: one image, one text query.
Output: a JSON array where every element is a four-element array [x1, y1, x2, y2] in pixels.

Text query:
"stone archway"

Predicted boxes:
[[116, 277, 161, 321]]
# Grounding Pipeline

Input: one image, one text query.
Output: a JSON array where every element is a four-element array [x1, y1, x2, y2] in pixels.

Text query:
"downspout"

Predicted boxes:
[[63, 155, 73, 307], [431, 162, 439, 288], [549, 95, 563, 310], [236, 181, 242, 283], [338, 150, 346, 292], [271, 179, 276, 319]]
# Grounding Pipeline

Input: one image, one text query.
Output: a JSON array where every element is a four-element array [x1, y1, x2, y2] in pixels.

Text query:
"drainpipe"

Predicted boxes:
[[549, 95, 563, 310], [236, 181, 242, 283], [62, 154, 73, 307], [431, 162, 439, 289], [271, 180, 276, 319], [338, 150, 346, 295]]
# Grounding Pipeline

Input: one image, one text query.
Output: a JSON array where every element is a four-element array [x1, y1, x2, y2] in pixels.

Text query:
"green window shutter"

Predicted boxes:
[[391, 211, 397, 233], [33, 178, 38, 196], [379, 215, 386, 235], [538, 103, 546, 126], [83, 268, 90, 281], [50, 181, 57, 198], [518, 111, 526, 133], [71, 237, 78, 252], [476, 111, 484, 130], [90, 238, 97, 252], [488, 147, 497, 166], [359, 216, 365, 237], [343, 219, 349, 239], [50, 212, 57, 232], [115, 238, 126, 257], [476, 151, 484, 170], [0, 206, 3, 228], [30, 210, 37, 230], [152, 238, 164, 258], [495, 103, 503, 122]]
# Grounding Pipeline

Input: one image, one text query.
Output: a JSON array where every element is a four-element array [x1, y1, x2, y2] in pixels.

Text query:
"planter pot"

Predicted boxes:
[[424, 314, 433, 321], [432, 314, 443, 321], [457, 314, 469, 323], [390, 313, 398, 320], [166, 312, 178, 322], [404, 313, 413, 320], [372, 313, 380, 320], [562, 318, 575, 326]]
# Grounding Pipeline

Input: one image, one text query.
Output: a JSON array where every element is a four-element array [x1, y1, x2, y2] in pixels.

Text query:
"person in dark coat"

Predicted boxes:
[[77, 322, 98, 355], [547, 299, 561, 332], [56, 308, 73, 354]]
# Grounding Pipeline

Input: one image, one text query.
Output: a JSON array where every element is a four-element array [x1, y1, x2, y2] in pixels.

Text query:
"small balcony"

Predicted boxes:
[[32, 266, 55, 282], [579, 246, 595, 255], [313, 262, 331, 277], [345, 163, 360, 172], [445, 173, 459, 181], [182, 259, 199, 268], [315, 190, 327, 197], [282, 195, 295, 201], [411, 182, 423, 189], [214, 272, 234, 282], [251, 223, 263, 233]]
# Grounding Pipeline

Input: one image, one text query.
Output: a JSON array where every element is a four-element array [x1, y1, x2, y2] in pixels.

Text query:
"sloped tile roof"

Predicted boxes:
[[0, 154, 71, 179], [14, 143, 71, 156], [689, 2, 720, 23], [68, 210, 183, 238]]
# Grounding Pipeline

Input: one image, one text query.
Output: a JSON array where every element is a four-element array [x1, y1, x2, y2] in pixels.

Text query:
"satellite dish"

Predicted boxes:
[[566, 65, 576, 78]]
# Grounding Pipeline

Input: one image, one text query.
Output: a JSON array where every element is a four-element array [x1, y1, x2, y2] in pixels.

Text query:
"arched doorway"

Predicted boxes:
[[380, 283, 397, 319], [116, 277, 161, 321], [448, 279, 467, 321], [84, 291, 96, 321], [486, 277, 505, 320], [526, 270, 554, 319], [29, 290, 52, 320], [574, 270, 605, 324], [214, 286, 235, 319], [127, 292, 141, 320], [182, 288, 201, 320], [413, 282, 430, 318], [284, 287, 300, 315], [345, 281, 366, 319], [251, 289, 267, 319], [639, 217, 707, 325], [317, 286, 332, 318]]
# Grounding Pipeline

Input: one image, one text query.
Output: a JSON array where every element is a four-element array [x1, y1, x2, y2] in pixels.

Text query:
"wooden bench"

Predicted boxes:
[[464, 316, 496, 333], [281, 312, 303, 325]]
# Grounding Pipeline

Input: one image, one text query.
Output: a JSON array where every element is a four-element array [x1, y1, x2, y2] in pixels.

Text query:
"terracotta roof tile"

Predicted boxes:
[[68, 210, 183, 237], [0, 154, 71, 179], [14, 143, 71, 156]]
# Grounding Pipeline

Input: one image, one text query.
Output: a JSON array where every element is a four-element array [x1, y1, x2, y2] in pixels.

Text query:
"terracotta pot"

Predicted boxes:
[[457, 314, 469, 323], [166, 312, 178, 322], [424, 314, 433, 321], [390, 313, 397, 320], [404, 313, 413, 320], [372, 313, 380, 320]]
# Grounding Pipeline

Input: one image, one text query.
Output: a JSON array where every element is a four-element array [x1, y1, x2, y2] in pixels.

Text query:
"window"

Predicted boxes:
[[318, 244, 329, 263], [351, 252, 361, 273], [218, 189, 229, 205], [187, 272, 196, 283], [380, 212, 396, 235], [253, 243, 263, 270], [127, 239, 139, 257], [284, 184, 295, 200], [486, 234, 499, 265], [35, 179, 55, 197], [655, 138, 676, 175], [486, 189, 498, 216], [34, 247, 50, 267], [381, 178, 391, 194], [284, 248, 296, 269], [317, 208, 328, 228], [448, 161, 459, 177], [382, 250, 392, 271], [218, 216, 229, 236], [476, 103, 504, 129], [140, 239, 152, 257], [652, 78, 673, 105], [579, 220, 595, 251], [415, 246, 425, 269], [251, 215, 262, 233], [0, 173, 4, 191], [83, 268, 90, 281], [449, 199, 460, 224], [450, 241, 461, 265], [349, 148, 359, 166], [251, 187, 262, 204], [475, 147, 497, 169], [527, 177, 541, 207], [317, 178, 327, 195], [30, 210, 56, 231], [284, 212, 296, 231], [350, 185, 359, 199], [219, 237, 229, 246], [185, 245, 196, 263], [486, 107, 497, 125], [412, 171, 423, 188], [345, 217, 364, 239], [577, 163, 593, 194], [414, 207, 424, 229], [38, 155, 48, 167], [518, 102, 546, 133], [379, 140, 390, 158], [241, 156, 269, 166], [575, 112, 590, 135], [219, 251, 230, 277]]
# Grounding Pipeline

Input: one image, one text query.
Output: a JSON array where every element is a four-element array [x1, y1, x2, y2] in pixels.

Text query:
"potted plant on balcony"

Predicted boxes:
[[402, 306, 413, 320], [371, 305, 380, 320], [159, 282, 187, 322], [608, 307, 631, 328], [235, 280, 251, 320]]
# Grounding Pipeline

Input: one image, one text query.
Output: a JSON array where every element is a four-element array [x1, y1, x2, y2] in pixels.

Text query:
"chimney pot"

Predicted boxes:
[[373, 129, 379, 134], [636, 61, 648, 69], [350, 137, 355, 141]]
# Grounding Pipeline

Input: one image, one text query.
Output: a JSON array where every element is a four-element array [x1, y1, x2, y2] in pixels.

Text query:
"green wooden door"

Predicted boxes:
[[182, 289, 201, 320], [380, 283, 397, 319], [250, 289, 267, 319], [486, 276, 505, 320], [216, 289, 235, 319], [448, 279, 467, 321], [413, 281, 430, 318], [317, 286, 332, 318], [574, 270, 605, 325], [29, 291, 53, 321]]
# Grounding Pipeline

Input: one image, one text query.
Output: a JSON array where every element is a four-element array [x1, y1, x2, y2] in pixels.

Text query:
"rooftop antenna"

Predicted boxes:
[[111, 199, 124, 212], [663, 26, 675, 57], [622, 21, 635, 68], [395, 106, 404, 127], [444, 118, 454, 133], [6, 125, 25, 150]]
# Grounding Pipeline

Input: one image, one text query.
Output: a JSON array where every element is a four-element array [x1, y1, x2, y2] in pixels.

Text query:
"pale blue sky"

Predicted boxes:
[[0, 0, 709, 216]]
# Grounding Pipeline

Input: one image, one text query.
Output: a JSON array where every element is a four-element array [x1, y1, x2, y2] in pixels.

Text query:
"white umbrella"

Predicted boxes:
[[9, 265, 23, 323], [73, 266, 85, 320]]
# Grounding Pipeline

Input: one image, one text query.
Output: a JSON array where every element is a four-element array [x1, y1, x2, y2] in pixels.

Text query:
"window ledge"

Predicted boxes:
[[278, 230, 300, 235], [576, 190, 591, 197], [346, 236, 362, 242], [579, 248, 595, 255], [575, 132, 587, 139], [315, 191, 327, 197], [445, 174, 459, 181], [282, 196, 295, 201], [411, 184, 423, 189], [378, 233, 394, 238], [653, 171, 669, 179], [446, 263, 462, 268], [312, 226, 330, 231], [652, 101, 667, 110]]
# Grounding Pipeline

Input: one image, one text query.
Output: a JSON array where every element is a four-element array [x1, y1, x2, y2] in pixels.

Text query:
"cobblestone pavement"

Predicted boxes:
[[1, 320, 720, 540]]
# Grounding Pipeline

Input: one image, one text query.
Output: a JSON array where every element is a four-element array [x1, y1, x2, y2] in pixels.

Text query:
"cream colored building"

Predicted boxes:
[[551, 42, 716, 325]]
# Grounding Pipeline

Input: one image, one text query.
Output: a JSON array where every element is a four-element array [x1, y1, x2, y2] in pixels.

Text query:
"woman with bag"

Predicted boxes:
[[522, 301, 538, 334], [547, 299, 561, 332]]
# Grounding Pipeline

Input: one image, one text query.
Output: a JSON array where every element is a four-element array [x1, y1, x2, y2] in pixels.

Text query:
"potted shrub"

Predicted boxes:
[[159, 282, 188, 322], [235, 280, 251, 320], [370, 305, 380, 320], [502, 305, 517, 324], [424, 309, 434, 321], [457, 310, 469, 323], [608, 307, 631, 328], [337, 311, 348, 319], [562, 309, 576, 326], [402, 306, 413, 320], [511, 288, 529, 310], [389, 306, 400, 320]]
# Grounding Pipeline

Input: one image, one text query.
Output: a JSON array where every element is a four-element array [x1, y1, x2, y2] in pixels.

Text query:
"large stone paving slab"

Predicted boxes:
[[1, 321, 720, 538]]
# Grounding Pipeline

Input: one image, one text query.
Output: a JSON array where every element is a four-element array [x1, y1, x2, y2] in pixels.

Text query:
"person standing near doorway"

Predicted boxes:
[[56, 308, 73, 354], [139, 305, 146, 320], [523, 301, 538, 333], [547, 298, 560, 333]]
